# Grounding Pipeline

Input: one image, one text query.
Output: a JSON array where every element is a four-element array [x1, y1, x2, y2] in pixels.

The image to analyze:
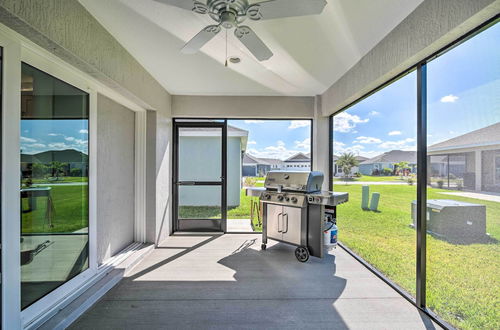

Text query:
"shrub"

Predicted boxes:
[[407, 176, 415, 186], [354, 172, 362, 178], [456, 180, 463, 191], [372, 169, 380, 176], [70, 168, 82, 177], [382, 168, 393, 176], [437, 180, 444, 188]]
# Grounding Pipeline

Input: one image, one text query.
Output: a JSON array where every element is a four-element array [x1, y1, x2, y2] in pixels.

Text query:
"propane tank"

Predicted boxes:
[[324, 222, 338, 250]]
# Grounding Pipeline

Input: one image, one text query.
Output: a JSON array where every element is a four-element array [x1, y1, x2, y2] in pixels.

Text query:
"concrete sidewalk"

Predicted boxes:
[[70, 234, 439, 330]]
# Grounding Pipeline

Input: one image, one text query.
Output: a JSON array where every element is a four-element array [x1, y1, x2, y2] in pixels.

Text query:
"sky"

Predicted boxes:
[[21, 119, 89, 155], [228, 120, 311, 160], [333, 21, 500, 159]]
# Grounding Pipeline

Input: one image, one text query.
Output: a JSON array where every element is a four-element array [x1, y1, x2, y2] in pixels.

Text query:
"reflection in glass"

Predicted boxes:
[[20, 63, 89, 309], [332, 71, 417, 296], [426, 22, 500, 329]]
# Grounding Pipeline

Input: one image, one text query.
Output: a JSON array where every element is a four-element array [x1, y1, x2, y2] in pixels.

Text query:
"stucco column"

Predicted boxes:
[[312, 95, 330, 190], [475, 150, 482, 191]]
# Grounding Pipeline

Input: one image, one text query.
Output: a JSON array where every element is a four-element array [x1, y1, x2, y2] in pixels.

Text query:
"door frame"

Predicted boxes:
[[173, 120, 227, 232]]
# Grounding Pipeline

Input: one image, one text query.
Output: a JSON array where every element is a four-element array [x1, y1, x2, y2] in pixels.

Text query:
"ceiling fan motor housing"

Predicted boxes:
[[207, 0, 249, 27]]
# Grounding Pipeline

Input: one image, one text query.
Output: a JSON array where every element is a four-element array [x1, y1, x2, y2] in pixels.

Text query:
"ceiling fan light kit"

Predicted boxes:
[[156, 0, 327, 61]]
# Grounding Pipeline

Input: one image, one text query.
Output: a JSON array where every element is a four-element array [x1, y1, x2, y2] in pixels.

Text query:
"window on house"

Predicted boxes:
[[20, 63, 89, 309]]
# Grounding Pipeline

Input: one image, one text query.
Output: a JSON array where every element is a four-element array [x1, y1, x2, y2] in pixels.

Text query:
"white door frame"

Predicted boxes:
[[0, 22, 148, 329]]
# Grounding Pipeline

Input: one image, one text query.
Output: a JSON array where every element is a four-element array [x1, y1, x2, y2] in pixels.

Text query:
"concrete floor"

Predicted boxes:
[[226, 219, 254, 232], [71, 234, 439, 330]]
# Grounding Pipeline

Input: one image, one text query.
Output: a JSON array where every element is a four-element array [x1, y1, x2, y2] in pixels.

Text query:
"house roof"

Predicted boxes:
[[360, 150, 416, 165], [428, 122, 500, 153], [285, 152, 311, 162], [180, 124, 249, 151], [243, 153, 271, 166], [257, 158, 283, 166]]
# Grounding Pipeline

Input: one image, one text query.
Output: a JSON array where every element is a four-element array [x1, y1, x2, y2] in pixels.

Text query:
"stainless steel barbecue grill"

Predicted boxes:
[[253, 171, 348, 262]]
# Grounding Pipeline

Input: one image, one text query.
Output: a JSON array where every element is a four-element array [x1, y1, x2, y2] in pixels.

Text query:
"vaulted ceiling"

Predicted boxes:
[[80, 0, 423, 96]]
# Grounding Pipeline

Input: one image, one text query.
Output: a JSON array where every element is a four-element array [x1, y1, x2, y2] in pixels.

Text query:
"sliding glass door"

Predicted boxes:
[[174, 122, 227, 232]]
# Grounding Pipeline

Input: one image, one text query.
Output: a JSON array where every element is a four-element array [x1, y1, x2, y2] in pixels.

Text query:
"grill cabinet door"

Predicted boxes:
[[266, 204, 283, 241], [282, 206, 302, 245]]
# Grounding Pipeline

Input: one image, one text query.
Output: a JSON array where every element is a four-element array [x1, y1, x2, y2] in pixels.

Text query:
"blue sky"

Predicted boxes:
[[333, 21, 500, 158], [21, 119, 88, 154], [228, 120, 311, 160]]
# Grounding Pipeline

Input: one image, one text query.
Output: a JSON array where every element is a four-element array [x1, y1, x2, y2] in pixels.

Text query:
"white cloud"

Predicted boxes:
[[65, 136, 76, 142], [294, 138, 311, 149], [75, 139, 88, 145], [333, 112, 369, 133], [388, 130, 402, 136], [369, 111, 380, 116], [79, 129, 89, 134], [353, 136, 382, 144], [440, 94, 459, 103], [248, 140, 305, 160], [29, 143, 47, 149], [20, 136, 37, 143], [247, 140, 257, 145], [48, 142, 70, 149], [244, 120, 265, 124], [48, 133, 62, 137], [288, 120, 311, 130], [378, 138, 416, 150]]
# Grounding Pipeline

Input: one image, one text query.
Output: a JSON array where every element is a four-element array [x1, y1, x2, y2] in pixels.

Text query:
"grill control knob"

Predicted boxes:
[[291, 197, 298, 203], [285, 196, 290, 202], [277, 195, 284, 201], [263, 194, 271, 200]]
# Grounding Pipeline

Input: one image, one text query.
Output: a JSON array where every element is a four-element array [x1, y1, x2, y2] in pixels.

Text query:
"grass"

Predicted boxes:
[[31, 176, 89, 184], [22, 184, 89, 234], [333, 175, 407, 182], [333, 183, 500, 330]]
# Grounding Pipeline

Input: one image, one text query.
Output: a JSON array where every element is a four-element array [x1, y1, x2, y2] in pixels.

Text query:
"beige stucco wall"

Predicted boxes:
[[322, 0, 500, 116], [172, 95, 315, 119], [96, 94, 135, 264]]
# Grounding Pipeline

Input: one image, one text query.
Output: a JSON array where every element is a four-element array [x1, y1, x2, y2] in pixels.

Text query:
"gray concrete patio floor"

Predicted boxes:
[[70, 234, 440, 330]]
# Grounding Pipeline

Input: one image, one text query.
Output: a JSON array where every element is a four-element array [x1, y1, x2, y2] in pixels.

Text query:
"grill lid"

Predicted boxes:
[[264, 171, 324, 193]]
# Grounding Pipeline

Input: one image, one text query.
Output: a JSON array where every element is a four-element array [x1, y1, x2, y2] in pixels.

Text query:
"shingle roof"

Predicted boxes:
[[285, 152, 311, 162], [257, 157, 283, 166], [428, 122, 500, 152], [360, 150, 416, 164], [243, 153, 272, 165]]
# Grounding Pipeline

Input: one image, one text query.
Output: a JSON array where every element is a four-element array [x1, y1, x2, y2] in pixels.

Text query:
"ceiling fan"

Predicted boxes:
[[155, 0, 327, 61]]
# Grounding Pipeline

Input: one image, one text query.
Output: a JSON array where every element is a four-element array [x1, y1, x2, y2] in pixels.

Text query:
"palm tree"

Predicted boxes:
[[337, 152, 359, 180], [394, 161, 410, 179]]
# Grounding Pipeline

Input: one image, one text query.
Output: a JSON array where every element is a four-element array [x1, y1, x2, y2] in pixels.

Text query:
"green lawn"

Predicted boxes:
[[333, 175, 407, 182], [31, 176, 89, 184], [333, 183, 500, 330], [22, 184, 89, 234]]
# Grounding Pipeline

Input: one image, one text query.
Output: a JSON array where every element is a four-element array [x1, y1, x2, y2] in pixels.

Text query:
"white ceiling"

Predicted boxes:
[[80, 0, 423, 96]]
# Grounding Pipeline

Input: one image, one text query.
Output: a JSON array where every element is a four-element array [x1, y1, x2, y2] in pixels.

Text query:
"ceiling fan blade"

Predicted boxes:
[[234, 26, 273, 61], [154, 0, 208, 14], [181, 25, 222, 54], [247, 0, 327, 20]]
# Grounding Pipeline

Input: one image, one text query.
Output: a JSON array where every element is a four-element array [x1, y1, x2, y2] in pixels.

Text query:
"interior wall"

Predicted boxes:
[[96, 94, 135, 264], [172, 95, 315, 119], [322, 0, 500, 115]]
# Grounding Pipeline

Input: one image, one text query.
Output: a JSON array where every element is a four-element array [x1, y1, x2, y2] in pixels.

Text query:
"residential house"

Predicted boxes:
[[332, 155, 369, 177], [358, 150, 417, 175], [283, 153, 311, 171], [21, 149, 89, 177], [428, 122, 500, 192], [179, 125, 248, 207], [242, 153, 271, 177]]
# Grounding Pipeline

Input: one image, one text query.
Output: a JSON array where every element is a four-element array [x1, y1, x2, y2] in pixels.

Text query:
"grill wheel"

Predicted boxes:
[[295, 246, 310, 262]]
